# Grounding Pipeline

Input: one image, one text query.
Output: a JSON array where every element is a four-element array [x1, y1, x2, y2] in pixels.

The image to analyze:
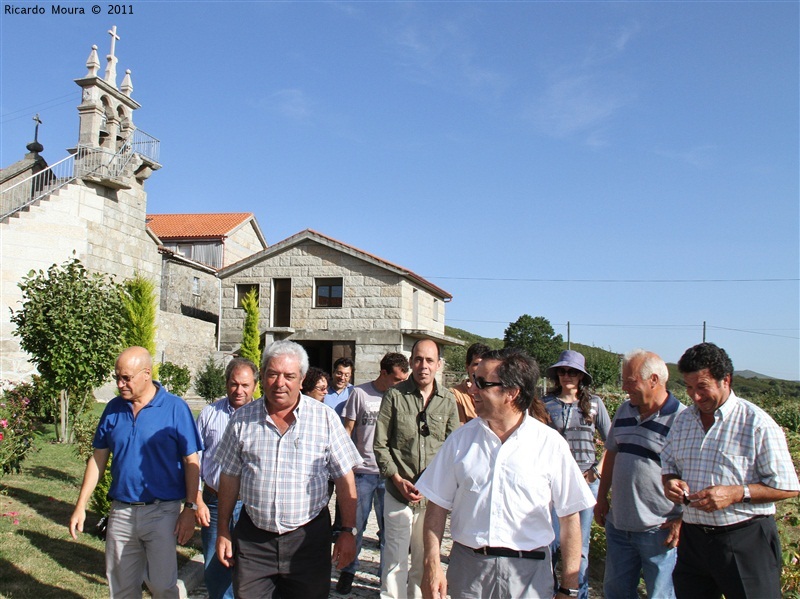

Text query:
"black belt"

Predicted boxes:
[[687, 515, 767, 535], [474, 546, 545, 560], [115, 500, 156, 506]]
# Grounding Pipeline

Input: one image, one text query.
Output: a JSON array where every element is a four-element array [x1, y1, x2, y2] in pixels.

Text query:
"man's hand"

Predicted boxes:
[[195, 500, 211, 528], [660, 517, 682, 548], [216, 531, 235, 568], [663, 476, 689, 505], [174, 508, 196, 545], [332, 530, 356, 570], [688, 485, 741, 512], [422, 559, 447, 599], [593, 495, 610, 526], [69, 506, 86, 540], [392, 475, 422, 503]]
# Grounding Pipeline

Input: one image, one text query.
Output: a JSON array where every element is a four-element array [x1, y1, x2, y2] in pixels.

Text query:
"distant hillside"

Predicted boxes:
[[444, 326, 800, 398]]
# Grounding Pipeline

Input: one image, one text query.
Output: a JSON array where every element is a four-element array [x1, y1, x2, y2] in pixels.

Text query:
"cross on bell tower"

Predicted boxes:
[[104, 25, 120, 87]]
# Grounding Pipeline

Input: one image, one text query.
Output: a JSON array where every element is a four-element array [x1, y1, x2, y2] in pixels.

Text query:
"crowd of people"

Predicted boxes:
[[68, 339, 799, 599]]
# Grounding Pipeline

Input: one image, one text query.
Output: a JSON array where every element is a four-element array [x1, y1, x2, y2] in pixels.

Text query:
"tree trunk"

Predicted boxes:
[[59, 389, 68, 443]]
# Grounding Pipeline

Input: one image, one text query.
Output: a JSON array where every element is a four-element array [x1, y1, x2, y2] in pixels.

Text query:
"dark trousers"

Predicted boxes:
[[233, 506, 332, 599], [674, 516, 782, 599]]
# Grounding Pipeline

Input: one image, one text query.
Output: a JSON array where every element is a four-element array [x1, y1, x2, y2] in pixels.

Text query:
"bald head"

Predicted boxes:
[[115, 346, 155, 403]]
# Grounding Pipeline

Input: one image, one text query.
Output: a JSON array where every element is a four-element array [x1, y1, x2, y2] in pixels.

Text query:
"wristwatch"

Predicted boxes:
[[184, 501, 198, 511], [340, 527, 358, 536], [558, 587, 580, 597], [742, 484, 752, 503]]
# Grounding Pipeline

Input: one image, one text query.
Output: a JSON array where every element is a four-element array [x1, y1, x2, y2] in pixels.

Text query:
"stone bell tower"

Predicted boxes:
[[74, 26, 139, 153]]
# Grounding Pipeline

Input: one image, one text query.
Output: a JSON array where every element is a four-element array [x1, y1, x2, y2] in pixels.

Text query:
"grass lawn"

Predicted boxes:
[[0, 424, 200, 599]]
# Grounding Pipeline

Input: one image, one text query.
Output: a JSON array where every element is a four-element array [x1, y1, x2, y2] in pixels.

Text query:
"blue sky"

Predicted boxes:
[[2, 2, 798, 380]]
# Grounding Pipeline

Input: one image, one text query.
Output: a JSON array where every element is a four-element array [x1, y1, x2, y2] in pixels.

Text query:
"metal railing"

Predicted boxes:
[[1, 129, 160, 220]]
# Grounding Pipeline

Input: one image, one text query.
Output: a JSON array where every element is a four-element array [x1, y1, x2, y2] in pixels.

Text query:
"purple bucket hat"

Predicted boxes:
[[546, 350, 593, 386]]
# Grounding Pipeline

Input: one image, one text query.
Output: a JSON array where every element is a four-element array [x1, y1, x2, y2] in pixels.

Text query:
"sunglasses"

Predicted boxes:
[[557, 368, 582, 378], [472, 373, 504, 390], [417, 411, 430, 437], [112, 368, 147, 384]]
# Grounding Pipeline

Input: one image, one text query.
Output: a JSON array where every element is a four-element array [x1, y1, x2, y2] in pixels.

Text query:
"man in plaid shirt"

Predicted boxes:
[[214, 340, 361, 598], [662, 342, 799, 599]]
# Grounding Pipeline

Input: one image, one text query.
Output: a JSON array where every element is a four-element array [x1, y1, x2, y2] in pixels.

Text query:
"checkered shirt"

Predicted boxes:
[[215, 395, 360, 534], [662, 391, 800, 526]]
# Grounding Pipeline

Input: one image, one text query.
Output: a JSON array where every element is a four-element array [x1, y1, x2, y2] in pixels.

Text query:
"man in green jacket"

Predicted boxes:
[[373, 339, 460, 599]]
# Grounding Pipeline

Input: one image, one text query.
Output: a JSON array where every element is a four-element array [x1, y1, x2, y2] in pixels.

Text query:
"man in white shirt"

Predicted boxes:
[[417, 348, 595, 599]]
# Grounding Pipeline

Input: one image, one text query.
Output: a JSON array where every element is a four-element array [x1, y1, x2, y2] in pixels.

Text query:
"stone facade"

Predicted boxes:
[[218, 230, 458, 385], [222, 220, 266, 267]]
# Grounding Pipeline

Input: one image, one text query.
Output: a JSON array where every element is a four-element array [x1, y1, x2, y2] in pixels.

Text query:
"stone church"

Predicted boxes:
[[0, 27, 458, 390]]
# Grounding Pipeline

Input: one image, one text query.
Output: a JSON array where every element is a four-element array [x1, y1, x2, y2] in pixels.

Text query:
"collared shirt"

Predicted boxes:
[[416, 414, 595, 550], [605, 393, 685, 531], [93, 382, 203, 503], [324, 384, 354, 416], [373, 377, 460, 504], [662, 391, 800, 526], [544, 394, 611, 472], [215, 394, 360, 534], [450, 380, 477, 424], [196, 397, 236, 491], [341, 381, 383, 475]]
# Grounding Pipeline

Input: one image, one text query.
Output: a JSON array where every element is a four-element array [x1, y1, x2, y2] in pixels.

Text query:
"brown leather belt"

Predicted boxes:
[[203, 485, 217, 496]]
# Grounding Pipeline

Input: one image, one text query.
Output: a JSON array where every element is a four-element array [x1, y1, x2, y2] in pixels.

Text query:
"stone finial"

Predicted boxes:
[[120, 69, 133, 96], [104, 26, 120, 87], [85, 44, 100, 77]]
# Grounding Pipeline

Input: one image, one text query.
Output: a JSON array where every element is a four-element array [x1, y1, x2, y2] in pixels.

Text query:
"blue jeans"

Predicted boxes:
[[343, 473, 385, 576], [604, 520, 677, 599], [201, 488, 242, 599], [551, 478, 598, 599]]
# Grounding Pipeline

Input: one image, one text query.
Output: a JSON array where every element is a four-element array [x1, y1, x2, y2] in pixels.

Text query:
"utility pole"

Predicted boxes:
[[567, 321, 571, 349], [703, 321, 706, 342]]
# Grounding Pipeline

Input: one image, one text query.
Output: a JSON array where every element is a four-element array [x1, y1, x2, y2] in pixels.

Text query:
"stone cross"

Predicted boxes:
[[108, 26, 120, 59], [33, 114, 42, 142]]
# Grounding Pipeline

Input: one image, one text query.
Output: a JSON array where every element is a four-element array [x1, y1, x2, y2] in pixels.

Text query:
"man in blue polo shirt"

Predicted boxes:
[[69, 346, 203, 598]]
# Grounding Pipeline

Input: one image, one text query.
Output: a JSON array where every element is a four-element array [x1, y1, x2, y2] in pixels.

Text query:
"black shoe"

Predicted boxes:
[[336, 571, 355, 594]]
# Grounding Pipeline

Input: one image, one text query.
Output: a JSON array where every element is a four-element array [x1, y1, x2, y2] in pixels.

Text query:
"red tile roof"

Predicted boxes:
[[146, 213, 253, 240]]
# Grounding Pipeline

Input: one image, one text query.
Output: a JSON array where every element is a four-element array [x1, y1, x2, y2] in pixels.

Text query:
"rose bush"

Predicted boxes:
[[0, 381, 37, 475]]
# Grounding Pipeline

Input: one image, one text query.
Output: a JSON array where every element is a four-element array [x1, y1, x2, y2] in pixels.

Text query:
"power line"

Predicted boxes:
[[427, 276, 797, 283], [1, 93, 79, 125]]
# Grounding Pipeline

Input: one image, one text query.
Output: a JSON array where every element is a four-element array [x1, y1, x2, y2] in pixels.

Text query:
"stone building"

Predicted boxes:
[[0, 27, 459, 388], [218, 229, 459, 384]]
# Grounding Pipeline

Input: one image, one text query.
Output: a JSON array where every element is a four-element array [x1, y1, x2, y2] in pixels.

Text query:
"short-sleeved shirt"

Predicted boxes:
[[324, 384, 354, 416], [450, 380, 477, 424], [215, 394, 360, 534], [341, 382, 383, 475], [661, 391, 800, 526], [605, 393, 685, 531], [373, 377, 460, 504], [93, 383, 203, 503], [544, 394, 611, 472], [416, 413, 595, 550], [196, 397, 236, 491]]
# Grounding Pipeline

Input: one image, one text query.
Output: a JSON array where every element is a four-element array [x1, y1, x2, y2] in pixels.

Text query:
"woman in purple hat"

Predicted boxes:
[[544, 349, 611, 599]]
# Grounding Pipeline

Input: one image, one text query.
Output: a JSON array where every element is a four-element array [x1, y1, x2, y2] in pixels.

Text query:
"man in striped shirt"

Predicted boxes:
[[595, 349, 684, 599], [214, 341, 361, 598], [662, 342, 799, 599]]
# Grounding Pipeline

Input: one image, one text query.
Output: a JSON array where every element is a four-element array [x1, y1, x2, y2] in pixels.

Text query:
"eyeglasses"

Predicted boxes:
[[557, 368, 581, 378], [112, 368, 147, 384], [417, 411, 430, 437], [472, 374, 504, 390], [314, 384, 328, 393]]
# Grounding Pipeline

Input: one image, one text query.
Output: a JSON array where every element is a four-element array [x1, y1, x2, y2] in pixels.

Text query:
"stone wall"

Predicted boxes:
[[159, 258, 219, 324], [156, 310, 217, 393], [1, 179, 162, 382], [223, 220, 265, 267]]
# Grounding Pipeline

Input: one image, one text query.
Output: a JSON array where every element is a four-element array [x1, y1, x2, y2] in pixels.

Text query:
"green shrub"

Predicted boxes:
[[158, 362, 191, 397], [195, 356, 227, 403], [0, 381, 37, 475], [72, 412, 112, 517]]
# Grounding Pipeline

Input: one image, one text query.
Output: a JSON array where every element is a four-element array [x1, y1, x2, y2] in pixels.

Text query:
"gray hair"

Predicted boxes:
[[623, 348, 668, 384], [261, 340, 310, 377], [225, 357, 259, 383]]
